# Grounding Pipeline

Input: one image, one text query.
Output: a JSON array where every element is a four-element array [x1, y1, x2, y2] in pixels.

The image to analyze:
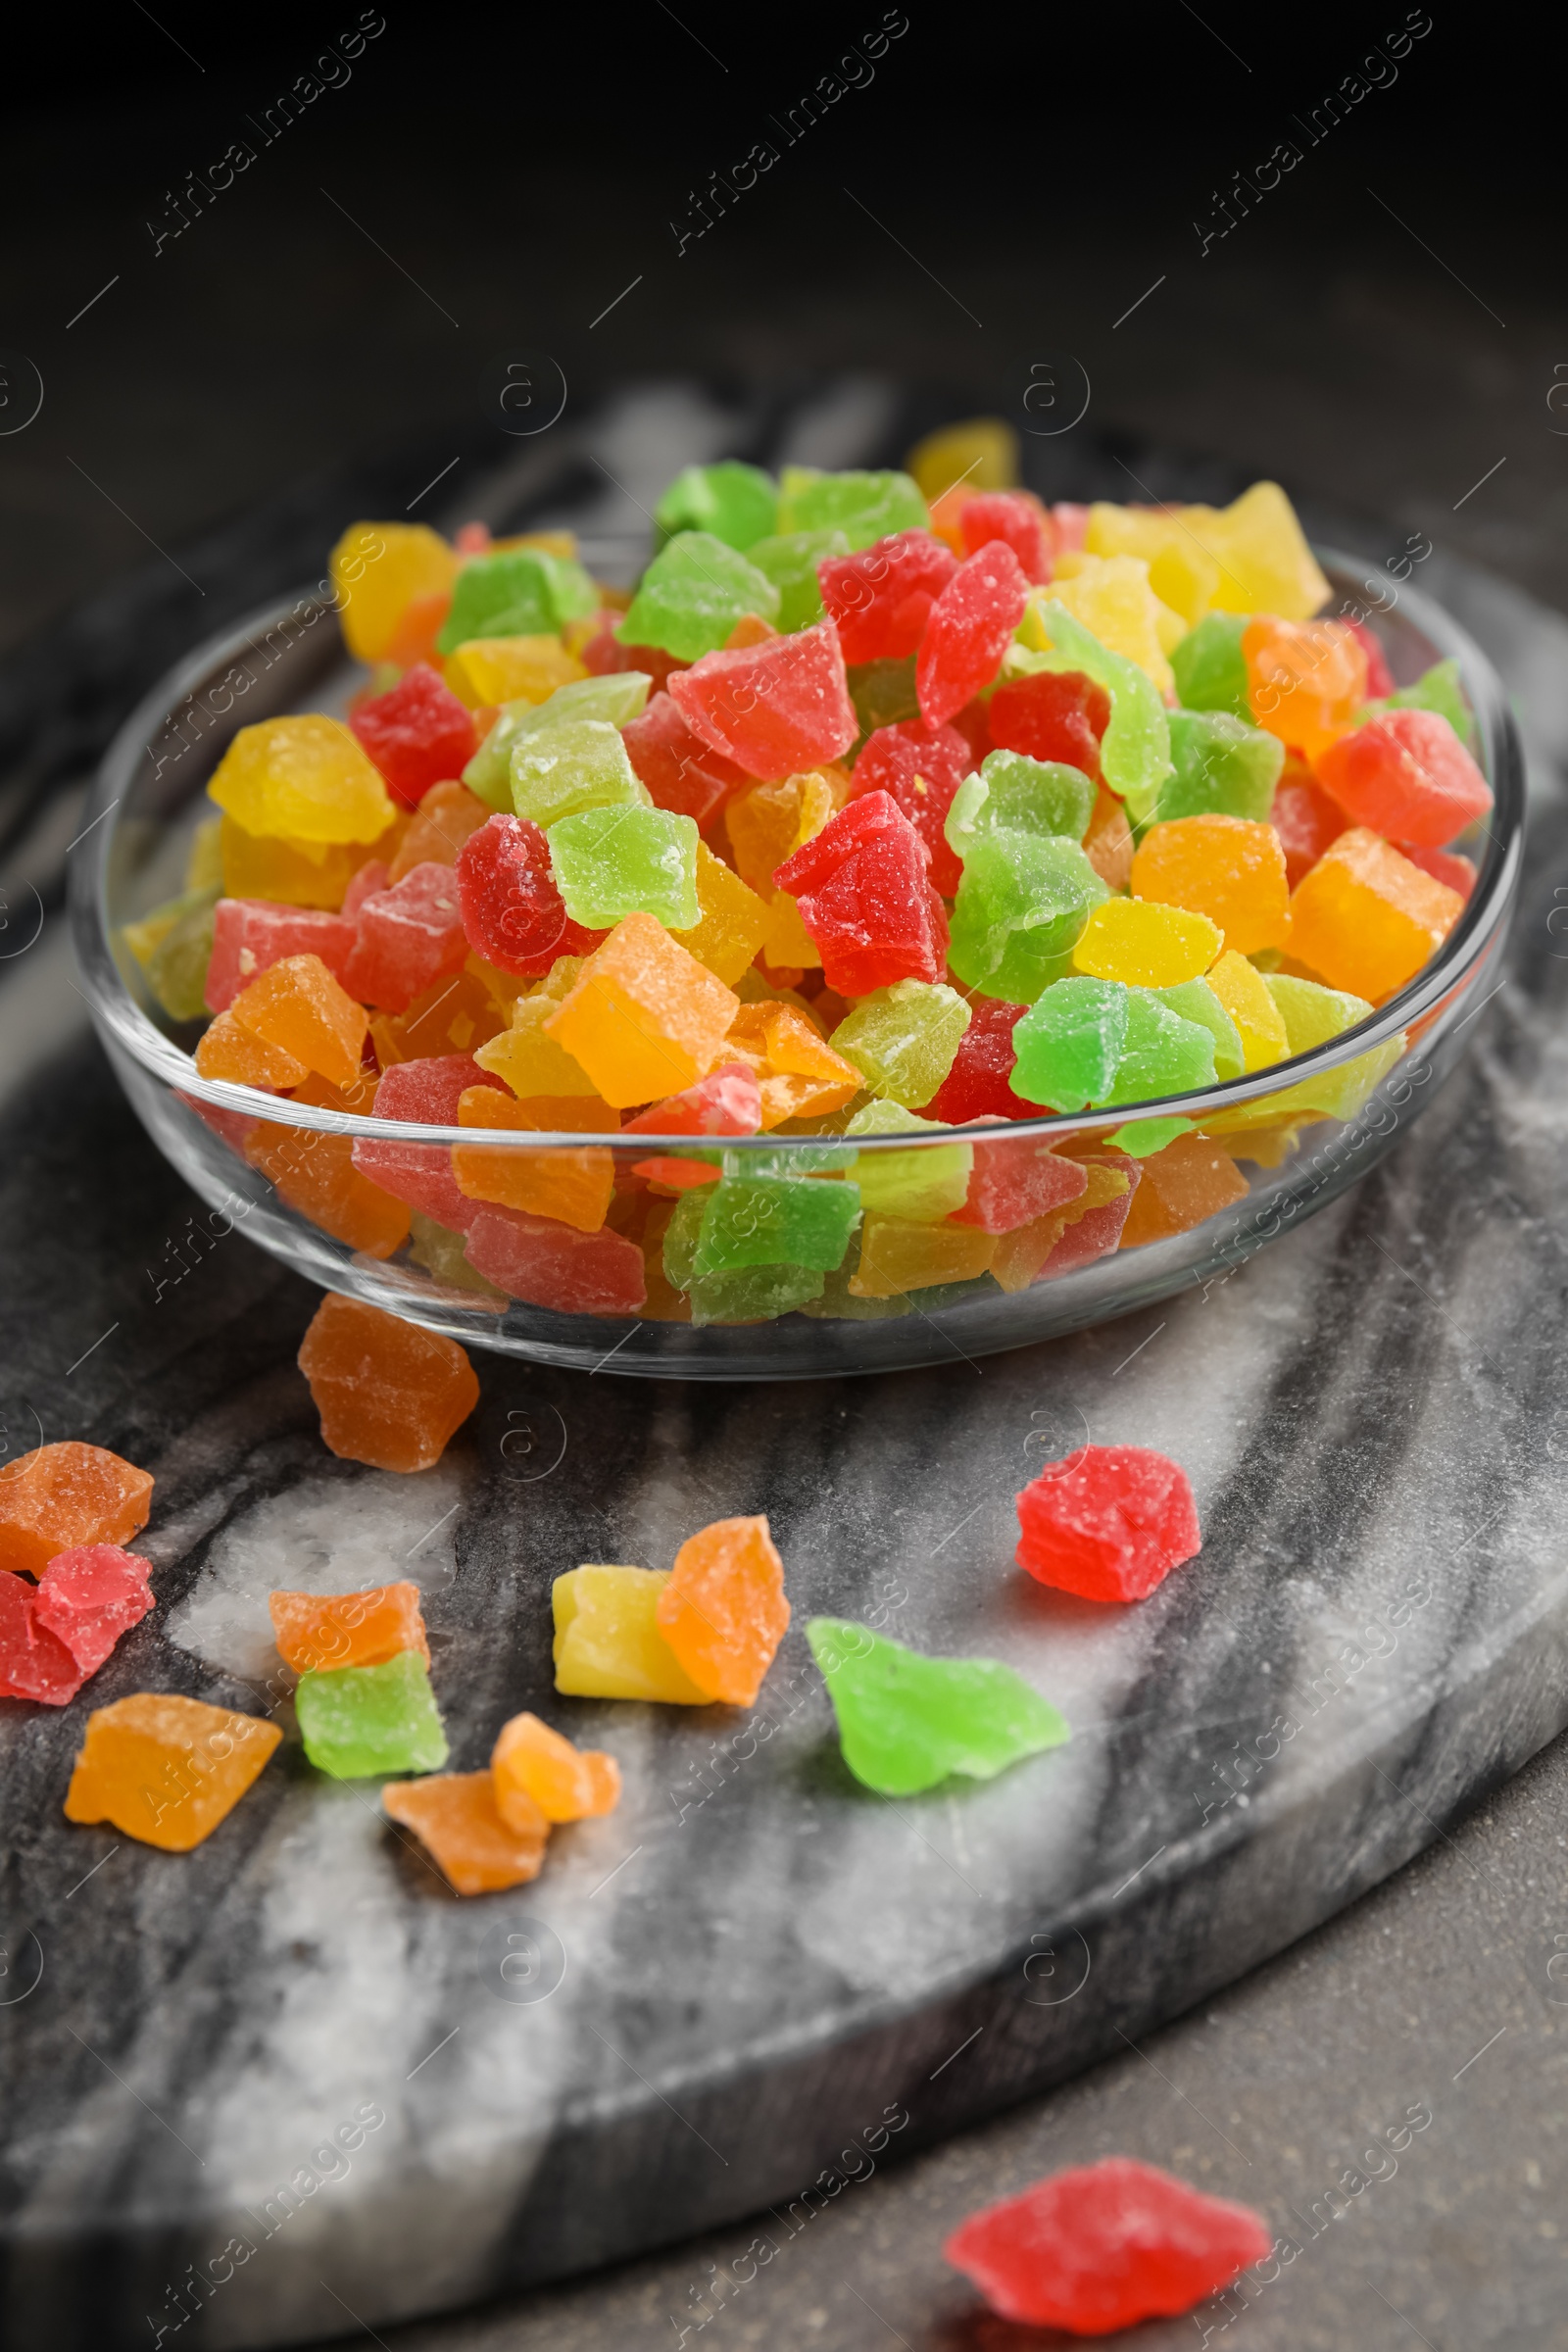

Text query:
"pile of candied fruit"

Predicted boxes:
[[122, 432, 1490, 1324]]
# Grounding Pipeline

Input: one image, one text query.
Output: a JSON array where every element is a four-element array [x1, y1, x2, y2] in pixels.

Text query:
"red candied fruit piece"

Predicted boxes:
[[952, 1137, 1087, 1234], [1039, 1151, 1142, 1278], [1015, 1442, 1200, 1601], [773, 790, 948, 995], [921, 996, 1036, 1122], [669, 619, 858, 784], [946, 2157, 1270, 2333], [352, 1054, 506, 1229], [622, 1062, 762, 1138], [1401, 842, 1476, 899], [0, 1574, 86, 1703], [204, 901, 358, 1014], [1053, 502, 1090, 552], [343, 860, 391, 920], [917, 542, 1030, 728], [344, 862, 468, 1013], [1313, 707, 1493, 848], [1344, 615, 1395, 699], [455, 813, 603, 976], [1269, 762, 1347, 888], [33, 1544, 154, 1675], [850, 719, 975, 897], [959, 490, 1054, 585], [621, 691, 750, 828], [987, 668, 1110, 782], [580, 615, 686, 692], [349, 665, 477, 808], [464, 1204, 647, 1316], [816, 530, 957, 664]]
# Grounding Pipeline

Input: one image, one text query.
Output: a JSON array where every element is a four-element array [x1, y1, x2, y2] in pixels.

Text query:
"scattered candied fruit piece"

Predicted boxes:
[[552, 1564, 711, 1703], [33, 1544, 154, 1675], [492, 1711, 621, 1827], [383, 1771, 548, 1894], [808, 1618, 1068, 1796], [1015, 1445, 1201, 1602], [655, 1514, 789, 1706], [0, 1442, 153, 1579], [297, 1294, 480, 1474], [295, 1648, 449, 1778], [0, 1571, 87, 1702], [64, 1693, 281, 1851]]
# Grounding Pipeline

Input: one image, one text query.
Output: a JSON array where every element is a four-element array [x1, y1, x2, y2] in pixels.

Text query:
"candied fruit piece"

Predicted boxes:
[[948, 830, 1107, 1004], [492, 1711, 620, 1827], [445, 635, 587, 712], [28, 1544, 152, 1675], [0, 1573, 88, 1702], [476, 993, 605, 1102], [692, 1169, 861, 1279], [204, 900, 357, 1014], [545, 914, 741, 1108], [656, 460, 777, 552], [621, 1061, 762, 1139], [808, 1618, 1067, 1795], [780, 468, 927, 548], [219, 813, 393, 911], [1009, 977, 1129, 1110], [1036, 552, 1175, 695], [616, 531, 780, 662], [383, 1771, 547, 1893], [552, 1565, 712, 1703], [1170, 611, 1251, 717], [351, 1054, 505, 1228], [245, 1074, 411, 1259], [1288, 827, 1463, 1001], [1206, 948, 1290, 1069], [667, 619, 858, 783], [330, 522, 459, 662], [456, 813, 601, 976], [297, 1294, 480, 1474], [670, 843, 772, 986], [847, 1102, 970, 1223], [1244, 615, 1367, 760], [453, 1086, 615, 1233], [1155, 710, 1284, 825], [193, 1008, 308, 1090], [907, 418, 1019, 506], [817, 530, 957, 664], [349, 665, 477, 808], [389, 778, 491, 881], [1072, 899, 1222, 988], [344, 862, 469, 1013], [920, 996, 1035, 1123], [850, 718, 974, 894], [773, 792, 948, 996], [1269, 759, 1348, 887], [1314, 707, 1492, 847], [1118, 1131, 1249, 1246], [959, 489, 1052, 583], [945, 749, 1097, 855], [269, 1581, 429, 1673], [916, 541, 1030, 727], [549, 805, 701, 931], [945, 2157, 1270, 2332], [953, 1136, 1087, 1234], [227, 952, 368, 1087], [0, 1443, 153, 1580], [987, 666, 1109, 781], [1182, 480, 1330, 620], [64, 1693, 281, 1850], [296, 1648, 449, 1779], [621, 691, 748, 828], [439, 547, 596, 654], [464, 1204, 647, 1316], [655, 1515, 789, 1706], [1131, 813, 1290, 956], [208, 715, 396, 846], [721, 1004, 861, 1129], [831, 979, 971, 1107], [850, 1216, 996, 1297], [1016, 1445, 1200, 1601]]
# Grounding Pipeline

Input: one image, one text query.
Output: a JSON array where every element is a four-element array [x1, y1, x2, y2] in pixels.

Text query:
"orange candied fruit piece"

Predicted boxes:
[[545, 913, 741, 1109], [1287, 826, 1464, 1002], [1243, 616, 1367, 761], [724, 1002, 860, 1129], [369, 961, 509, 1065], [491, 1710, 621, 1827], [64, 1692, 281, 1850], [383, 1770, 548, 1894], [451, 1086, 616, 1232], [1119, 1132, 1250, 1248], [245, 1073, 410, 1257], [388, 780, 491, 883], [195, 1007, 308, 1089], [0, 1442, 154, 1579], [1131, 813, 1291, 957], [269, 1579, 430, 1673], [225, 953, 369, 1089], [655, 1513, 790, 1706], [297, 1294, 480, 1474]]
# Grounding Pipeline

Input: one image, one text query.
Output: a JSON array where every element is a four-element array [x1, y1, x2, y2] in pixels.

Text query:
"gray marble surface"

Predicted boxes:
[[2, 410, 1567, 2351]]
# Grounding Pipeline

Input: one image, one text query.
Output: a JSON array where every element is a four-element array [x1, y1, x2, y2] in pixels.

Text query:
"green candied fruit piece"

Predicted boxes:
[[1170, 611, 1251, 718], [437, 548, 596, 654], [948, 831, 1107, 1004], [1012, 602, 1173, 821], [407, 1210, 508, 1302], [1371, 657, 1474, 746], [807, 1618, 1069, 1797], [615, 531, 780, 662], [778, 467, 929, 549], [847, 654, 921, 745], [1154, 979, 1245, 1082], [846, 1100, 972, 1222], [1104, 1115, 1196, 1157], [510, 719, 650, 830], [722, 1141, 857, 1178], [1153, 710, 1284, 825], [945, 751, 1096, 856], [1105, 990, 1217, 1106], [295, 1649, 449, 1780], [831, 979, 972, 1108], [662, 1187, 709, 1291], [1010, 976, 1130, 1110], [749, 527, 850, 632], [142, 888, 220, 1021], [689, 1260, 826, 1326], [799, 1264, 913, 1321], [692, 1170, 861, 1278], [1264, 973, 1373, 1054], [549, 806, 700, 929], [466, 673, 654, 808], [656, 461, 778, 553]]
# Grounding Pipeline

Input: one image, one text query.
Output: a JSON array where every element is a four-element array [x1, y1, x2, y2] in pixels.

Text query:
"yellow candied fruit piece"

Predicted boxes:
[[850, 1216, 997, 1298], [1206, 949, 1291, 1070], [1071, 898, 1223, 988], [184, 814, 224, 892], [219, 816, 383, 911], [906, 417, 1019, 504], [474, 995, 604, 1099], [545, 914, 740, 1109], [551, 1566, 712, 1704], [208, 715, 395, 848], [1175, 482, 1331, 622], [330, 522, 460, 664], [1027, 555, 1176, 696], [1085, 504, 1223, 627], [670, 842, 772, 986], [443, 636, 586, 710]]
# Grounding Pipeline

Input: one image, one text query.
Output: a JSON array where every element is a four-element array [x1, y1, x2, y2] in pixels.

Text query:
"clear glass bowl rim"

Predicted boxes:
[[70, 549, 1525, 1155]]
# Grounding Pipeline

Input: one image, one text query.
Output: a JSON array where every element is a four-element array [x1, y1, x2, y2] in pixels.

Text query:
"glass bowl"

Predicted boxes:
[[70, 544, 1523, 1379]]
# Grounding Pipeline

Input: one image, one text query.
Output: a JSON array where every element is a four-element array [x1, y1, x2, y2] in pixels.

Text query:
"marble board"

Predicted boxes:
[[3, 405, 1568, 2351]]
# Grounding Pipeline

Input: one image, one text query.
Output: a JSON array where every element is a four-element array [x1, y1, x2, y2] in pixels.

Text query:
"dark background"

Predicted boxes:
[[2, 3, 1563, 656]]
